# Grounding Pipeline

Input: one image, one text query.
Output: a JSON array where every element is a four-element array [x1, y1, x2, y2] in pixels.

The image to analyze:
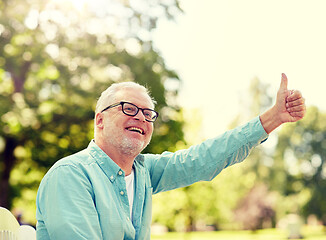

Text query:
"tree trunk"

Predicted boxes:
[[0, 62, 29, 207], [0, 137, 17, 208]]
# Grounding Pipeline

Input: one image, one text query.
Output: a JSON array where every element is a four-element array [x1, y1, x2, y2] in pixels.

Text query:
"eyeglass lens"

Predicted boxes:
[[122, 103, 157, 121]]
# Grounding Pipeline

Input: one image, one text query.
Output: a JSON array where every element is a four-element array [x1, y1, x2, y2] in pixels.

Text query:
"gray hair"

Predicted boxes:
[[95, 82, 156, 115]]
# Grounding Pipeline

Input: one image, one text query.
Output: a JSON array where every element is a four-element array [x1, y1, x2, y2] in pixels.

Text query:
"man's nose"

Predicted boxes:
[[134, 110, 146, 122]]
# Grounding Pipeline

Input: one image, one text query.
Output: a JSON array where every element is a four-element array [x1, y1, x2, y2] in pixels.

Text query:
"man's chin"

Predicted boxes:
[[120, 139, 146, 156]]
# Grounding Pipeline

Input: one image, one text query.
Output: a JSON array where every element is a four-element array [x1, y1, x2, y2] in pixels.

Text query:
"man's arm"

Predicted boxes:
[[145, 117, 268, 194], [260, 73, 306, 134], [36, 165, 103, 239], [145, 73, 305, 194]]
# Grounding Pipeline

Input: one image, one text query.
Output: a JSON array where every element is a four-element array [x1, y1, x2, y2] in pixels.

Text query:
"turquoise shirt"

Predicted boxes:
[[36, 117, 268, 239]]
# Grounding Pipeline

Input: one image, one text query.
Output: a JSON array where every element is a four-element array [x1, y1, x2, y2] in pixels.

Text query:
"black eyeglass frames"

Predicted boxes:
[[101, 101, 159, 122]]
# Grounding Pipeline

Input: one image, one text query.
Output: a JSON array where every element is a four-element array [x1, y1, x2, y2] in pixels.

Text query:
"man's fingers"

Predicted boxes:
[[289, 109, 306, 119], [280, 73, 288, 90], [287, 90, 303, 102], [286, 97, 305, 108], [286, 105, 306, 113]]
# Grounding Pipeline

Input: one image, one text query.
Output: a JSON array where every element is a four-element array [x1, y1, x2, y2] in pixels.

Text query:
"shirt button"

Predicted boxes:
[[118, 171, 123, 176], [110, 176, 114, 180], [120, 191, 124, 195]]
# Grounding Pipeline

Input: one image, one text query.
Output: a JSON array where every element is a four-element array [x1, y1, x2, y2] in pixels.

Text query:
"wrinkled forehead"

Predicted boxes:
[[113, 88, 155, 109]]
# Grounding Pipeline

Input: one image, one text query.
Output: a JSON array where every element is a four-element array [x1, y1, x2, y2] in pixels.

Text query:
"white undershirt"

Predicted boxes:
[[124, 169, 135, 220]]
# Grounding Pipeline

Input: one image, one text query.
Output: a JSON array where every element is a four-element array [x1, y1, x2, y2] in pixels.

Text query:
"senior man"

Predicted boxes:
[[36, 73, 305, 239]]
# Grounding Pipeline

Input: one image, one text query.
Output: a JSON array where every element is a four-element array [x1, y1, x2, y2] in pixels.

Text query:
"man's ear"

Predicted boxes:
[[95, 112, 104, 129]]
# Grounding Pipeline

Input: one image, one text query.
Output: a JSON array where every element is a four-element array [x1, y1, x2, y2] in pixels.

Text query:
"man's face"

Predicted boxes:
[[101, 88, 155, 156]]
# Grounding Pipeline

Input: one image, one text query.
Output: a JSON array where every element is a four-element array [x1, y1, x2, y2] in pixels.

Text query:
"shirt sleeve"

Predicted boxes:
[[36, 164, 103, 240], [144, 116, 268, 194]]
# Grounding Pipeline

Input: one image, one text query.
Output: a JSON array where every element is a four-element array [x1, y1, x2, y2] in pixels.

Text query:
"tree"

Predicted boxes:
[[275, 106, 326, 223], [235, 77, 274, 183], [234, 184, 276, 230], [0, 0, 185, 221], [232, 78, 326, 226]]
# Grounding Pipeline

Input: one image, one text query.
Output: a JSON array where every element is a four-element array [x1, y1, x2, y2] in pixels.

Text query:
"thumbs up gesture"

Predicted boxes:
[[276, 73, 306, 123], [260, 73, 306, 134]]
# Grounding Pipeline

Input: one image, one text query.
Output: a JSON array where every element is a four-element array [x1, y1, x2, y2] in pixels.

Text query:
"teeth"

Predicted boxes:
[[127, 127, 144, 134]]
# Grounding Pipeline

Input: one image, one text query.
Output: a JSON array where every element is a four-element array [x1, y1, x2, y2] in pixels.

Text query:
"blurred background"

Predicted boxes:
[[0, 0, 325, 238]]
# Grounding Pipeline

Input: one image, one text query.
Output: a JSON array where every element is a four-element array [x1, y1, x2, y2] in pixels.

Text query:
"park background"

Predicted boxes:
[[0, 0, 326, 238]]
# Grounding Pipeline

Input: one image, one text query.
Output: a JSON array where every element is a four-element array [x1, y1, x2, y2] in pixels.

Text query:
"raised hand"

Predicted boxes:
[[276, 73, 306, 123], [260, 73, 306, 134]]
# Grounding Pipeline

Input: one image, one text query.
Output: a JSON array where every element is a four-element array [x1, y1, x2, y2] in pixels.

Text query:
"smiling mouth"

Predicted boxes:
[[126, 127, 144, 135]]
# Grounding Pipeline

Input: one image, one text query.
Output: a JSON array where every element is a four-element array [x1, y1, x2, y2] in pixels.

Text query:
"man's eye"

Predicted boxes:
[[125, 106, 136, 112]]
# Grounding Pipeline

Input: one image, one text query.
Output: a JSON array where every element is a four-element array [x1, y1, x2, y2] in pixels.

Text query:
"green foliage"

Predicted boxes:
[[0, 0, 185, 223], [152, 164, 260, 231], [275, 106, 326, 222]]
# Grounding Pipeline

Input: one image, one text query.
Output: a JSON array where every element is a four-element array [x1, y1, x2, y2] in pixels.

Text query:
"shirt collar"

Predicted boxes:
[[87, 140, 122, 182], [87, 140, 146, 182]]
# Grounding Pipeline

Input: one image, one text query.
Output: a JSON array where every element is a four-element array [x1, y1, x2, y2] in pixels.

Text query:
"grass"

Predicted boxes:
[[152, 226, 326, 240]]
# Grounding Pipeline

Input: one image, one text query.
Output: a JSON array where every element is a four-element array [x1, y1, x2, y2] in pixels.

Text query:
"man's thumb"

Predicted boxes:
[[280, 73, 288, 90]]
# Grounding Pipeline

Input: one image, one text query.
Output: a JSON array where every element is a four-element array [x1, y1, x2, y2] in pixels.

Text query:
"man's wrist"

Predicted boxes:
[[259, 106, 283, 134]]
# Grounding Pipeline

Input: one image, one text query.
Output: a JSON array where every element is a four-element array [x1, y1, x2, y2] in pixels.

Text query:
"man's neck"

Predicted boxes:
[[108, 149, 136, 176], [96, 140, 136, 176]]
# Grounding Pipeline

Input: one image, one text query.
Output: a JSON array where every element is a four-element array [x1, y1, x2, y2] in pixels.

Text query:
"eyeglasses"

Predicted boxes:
[[101, 101, 159, 122]]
